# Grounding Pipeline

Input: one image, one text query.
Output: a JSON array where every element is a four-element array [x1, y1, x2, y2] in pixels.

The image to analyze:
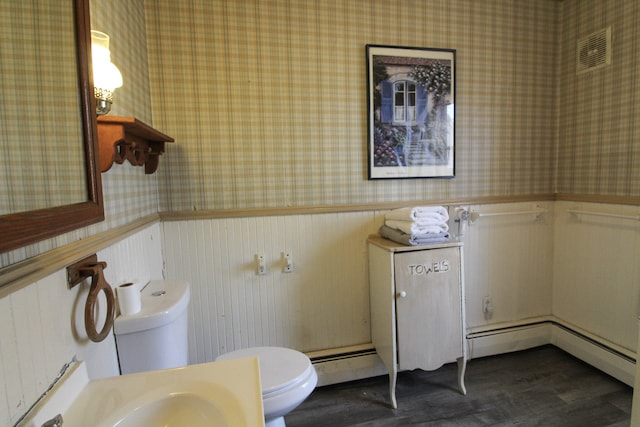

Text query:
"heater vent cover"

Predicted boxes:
[[577, 27, 611, 74]]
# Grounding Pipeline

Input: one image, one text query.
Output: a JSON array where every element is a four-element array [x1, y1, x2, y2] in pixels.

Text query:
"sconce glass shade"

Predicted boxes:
[[91, 31, 122, 115]]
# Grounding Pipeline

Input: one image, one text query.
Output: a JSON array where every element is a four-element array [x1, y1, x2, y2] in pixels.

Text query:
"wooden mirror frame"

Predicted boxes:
[[0, 0, 104, 254]]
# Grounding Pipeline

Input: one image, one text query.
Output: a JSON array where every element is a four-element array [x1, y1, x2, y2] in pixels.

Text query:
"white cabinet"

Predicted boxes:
[[368, 235, 467, 409]]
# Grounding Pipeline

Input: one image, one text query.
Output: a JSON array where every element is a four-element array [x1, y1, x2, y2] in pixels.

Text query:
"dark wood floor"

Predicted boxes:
[[286, 345, 632, 427]]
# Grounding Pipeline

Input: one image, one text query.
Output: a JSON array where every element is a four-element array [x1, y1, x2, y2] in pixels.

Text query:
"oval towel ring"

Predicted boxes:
[[80, 262, 116, 342]]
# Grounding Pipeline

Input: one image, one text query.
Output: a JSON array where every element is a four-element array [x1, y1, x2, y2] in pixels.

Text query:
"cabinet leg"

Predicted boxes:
[[389, 370, 398, 409], [457, 356, 467, 395]]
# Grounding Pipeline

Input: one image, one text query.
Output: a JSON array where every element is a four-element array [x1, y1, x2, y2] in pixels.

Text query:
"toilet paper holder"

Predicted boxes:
[[67, 254, 116, 343]]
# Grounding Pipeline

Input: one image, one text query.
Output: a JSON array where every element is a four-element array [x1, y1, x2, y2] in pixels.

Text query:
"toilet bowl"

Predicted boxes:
[[216, 346, 317, 427]]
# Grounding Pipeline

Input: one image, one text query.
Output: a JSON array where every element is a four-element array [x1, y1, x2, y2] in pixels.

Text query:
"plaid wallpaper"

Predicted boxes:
[[91, 0, 161, 226], [3, 0, 638, 266], [145, 0, 562, 211], [1, 0, 157, 266], [0, 1, 86, 215], [557, 0, 640, 197]]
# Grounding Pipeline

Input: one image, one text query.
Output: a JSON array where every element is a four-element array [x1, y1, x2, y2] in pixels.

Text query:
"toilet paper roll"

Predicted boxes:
[[117, 282, 142, 316]]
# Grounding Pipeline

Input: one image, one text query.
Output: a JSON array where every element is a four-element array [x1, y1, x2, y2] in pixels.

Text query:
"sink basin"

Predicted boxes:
[[100, 383, 248, 427], [19, 358, 264, 427], [115, 394, 225, 426], [106, 388, 243, 427]]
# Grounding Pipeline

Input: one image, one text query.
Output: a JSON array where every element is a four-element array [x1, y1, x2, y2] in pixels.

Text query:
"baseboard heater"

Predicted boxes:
[[467, 318, 636, 387], [306, 345, 385, 386], [466, 319, 636, 364], [552, 322, 635, 364], [308, 320, 636, 387], [309, 346, 377, 364], [466, 319, 550, 339]]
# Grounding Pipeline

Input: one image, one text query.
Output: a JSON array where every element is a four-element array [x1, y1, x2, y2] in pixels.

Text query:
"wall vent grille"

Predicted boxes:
[[577, 27, 611, 74]]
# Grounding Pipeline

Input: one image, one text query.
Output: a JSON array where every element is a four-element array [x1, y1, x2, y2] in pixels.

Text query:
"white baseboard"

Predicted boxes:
[[467, 319, 635, 386], [466, 321, 553, 360], [551, 324, 635, 387], [311, 352, 386, 387], [311, 319, 637, 388]]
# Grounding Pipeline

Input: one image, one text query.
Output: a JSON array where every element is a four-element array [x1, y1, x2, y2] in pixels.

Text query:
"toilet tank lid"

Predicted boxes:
[[113, 280, 190, 335]]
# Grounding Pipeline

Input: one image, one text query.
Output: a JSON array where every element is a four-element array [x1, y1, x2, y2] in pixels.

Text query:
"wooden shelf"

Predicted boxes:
[[97, 116, 174, 174]]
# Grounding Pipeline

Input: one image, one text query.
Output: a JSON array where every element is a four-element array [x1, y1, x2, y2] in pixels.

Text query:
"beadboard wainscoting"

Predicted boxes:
[[553, 201, 640, 353], [0, 223, 163, 426], [462, 202, 554, 330], [162, 201, 639, 388], [464, 201, 640, 386], [161, 202, 556, 381], [552, 201, 640, 385], [161, 211, 381, 364], [3, 200, 640, 424]]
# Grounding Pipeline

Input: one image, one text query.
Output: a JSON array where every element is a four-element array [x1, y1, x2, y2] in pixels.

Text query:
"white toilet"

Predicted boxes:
[[113, 280, 190, 374], [217, 346, 318, 427], [113, 280, 316, 426]]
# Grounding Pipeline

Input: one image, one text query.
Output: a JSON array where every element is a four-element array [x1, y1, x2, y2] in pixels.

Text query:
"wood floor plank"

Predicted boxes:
[[286, 345, 632, 427]]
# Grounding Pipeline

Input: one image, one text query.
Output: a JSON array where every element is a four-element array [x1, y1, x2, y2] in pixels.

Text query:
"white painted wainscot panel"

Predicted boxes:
[[161, 212, 380, 365], [460, 202, 554, 358], [552, 201, 640, 384], [161, 203, 558, 383], [553, 201, 640, 351], [1, 223, 164, 426], [161, 201, 638, 387]]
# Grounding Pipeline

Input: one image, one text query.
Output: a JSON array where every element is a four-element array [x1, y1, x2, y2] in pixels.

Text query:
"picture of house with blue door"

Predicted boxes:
[[370, 51, 454, 170]]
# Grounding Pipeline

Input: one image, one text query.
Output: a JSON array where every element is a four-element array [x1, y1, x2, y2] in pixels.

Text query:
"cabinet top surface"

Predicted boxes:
[[367, 234, 462, 253]]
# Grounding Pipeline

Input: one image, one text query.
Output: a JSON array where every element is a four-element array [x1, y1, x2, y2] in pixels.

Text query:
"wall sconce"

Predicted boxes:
[[91, 30, 123, 115]]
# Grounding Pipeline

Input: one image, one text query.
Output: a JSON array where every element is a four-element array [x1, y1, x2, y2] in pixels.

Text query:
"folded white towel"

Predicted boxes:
[[385, 219, 448, 235], [385, 206, 449, 222], [409, 213, 450, 226], [379, 225, 450, 246]]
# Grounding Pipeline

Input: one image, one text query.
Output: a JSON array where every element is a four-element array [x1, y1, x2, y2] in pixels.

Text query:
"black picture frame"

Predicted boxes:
[[366, 44, 456, 179]]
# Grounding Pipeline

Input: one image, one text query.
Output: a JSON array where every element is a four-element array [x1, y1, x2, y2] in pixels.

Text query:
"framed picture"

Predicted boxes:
[[366, 44, 456, 179]]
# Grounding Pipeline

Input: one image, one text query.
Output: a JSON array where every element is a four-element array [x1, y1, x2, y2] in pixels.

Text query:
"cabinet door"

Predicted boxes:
[[395, 247, 462, 371]]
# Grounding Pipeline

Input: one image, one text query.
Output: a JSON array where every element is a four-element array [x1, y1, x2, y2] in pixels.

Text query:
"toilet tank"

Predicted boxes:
[[113, 280, 190, 374]]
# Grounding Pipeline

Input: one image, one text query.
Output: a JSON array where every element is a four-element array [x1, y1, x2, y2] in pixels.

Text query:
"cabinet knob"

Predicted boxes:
[[398, 291, 407, 298]]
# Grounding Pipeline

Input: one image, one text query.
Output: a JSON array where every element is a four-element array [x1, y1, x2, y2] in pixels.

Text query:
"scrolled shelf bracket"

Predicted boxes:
[[97, 116, 174, 174]]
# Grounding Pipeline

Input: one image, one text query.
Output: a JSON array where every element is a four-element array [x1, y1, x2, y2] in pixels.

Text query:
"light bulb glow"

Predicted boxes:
[[91, 31, 123, 115]]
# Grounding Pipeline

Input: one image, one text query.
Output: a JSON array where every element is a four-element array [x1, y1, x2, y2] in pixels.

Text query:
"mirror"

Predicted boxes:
[[0, 0, 103, 253]]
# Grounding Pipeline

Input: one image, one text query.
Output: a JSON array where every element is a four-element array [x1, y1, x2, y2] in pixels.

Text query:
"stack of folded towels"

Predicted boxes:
[[379, 206, 450, 246]]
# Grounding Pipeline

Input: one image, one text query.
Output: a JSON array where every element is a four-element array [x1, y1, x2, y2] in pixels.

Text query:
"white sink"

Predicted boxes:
[[108, 393, 232, 427], [19, 358, 264, 427], [102, 386, 244, 426]]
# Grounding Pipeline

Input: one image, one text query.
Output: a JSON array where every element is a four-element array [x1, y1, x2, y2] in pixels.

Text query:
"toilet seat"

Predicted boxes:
[[216, 346, 314, 397], [217, 346, 317, 426]]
